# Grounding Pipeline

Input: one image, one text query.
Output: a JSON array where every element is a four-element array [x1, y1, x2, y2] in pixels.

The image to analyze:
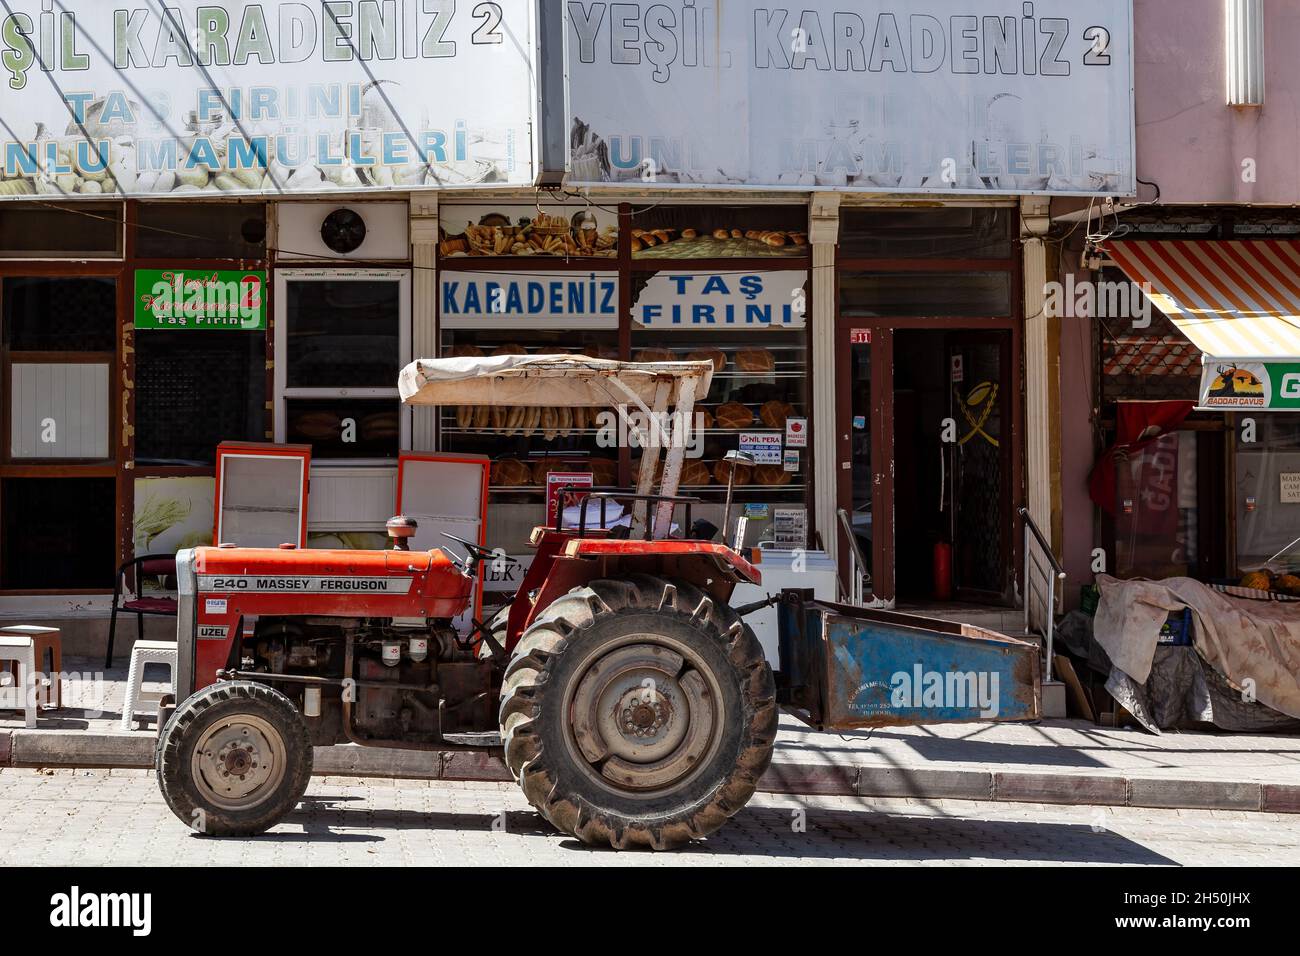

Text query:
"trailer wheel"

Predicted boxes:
[[500, 574, 776, 849], [156, 681, 313, 836]]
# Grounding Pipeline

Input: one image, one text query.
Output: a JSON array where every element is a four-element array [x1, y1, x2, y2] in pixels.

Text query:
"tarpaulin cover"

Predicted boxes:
[[1095, 575, 1300, 721], [398, 354, 713, 409]]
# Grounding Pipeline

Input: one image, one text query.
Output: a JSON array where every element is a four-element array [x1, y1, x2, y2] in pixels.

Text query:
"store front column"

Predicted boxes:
[[411, 195, 439, 452], [1020, 197, 1061, 598], [810, 193, 841, 564]]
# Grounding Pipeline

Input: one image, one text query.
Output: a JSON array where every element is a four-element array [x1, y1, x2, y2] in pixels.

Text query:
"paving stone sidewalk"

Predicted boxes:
[[3, 657, 1299, 814]]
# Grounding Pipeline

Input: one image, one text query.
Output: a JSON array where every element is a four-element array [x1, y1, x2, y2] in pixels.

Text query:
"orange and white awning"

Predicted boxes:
[[1104, 239, 1300, 360]]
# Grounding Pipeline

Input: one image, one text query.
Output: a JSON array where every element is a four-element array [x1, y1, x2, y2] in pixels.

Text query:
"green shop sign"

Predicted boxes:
[[134, 270, 266, 330], [1199, 360, 1300, 410]]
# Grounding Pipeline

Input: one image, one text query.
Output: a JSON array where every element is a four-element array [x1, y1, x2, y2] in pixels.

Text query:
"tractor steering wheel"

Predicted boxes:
[[440, 532, 497, 566]]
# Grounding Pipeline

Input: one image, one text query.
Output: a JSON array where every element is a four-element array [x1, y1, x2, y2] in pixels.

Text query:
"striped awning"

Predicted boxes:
[[1104, 240, 1300, 360]]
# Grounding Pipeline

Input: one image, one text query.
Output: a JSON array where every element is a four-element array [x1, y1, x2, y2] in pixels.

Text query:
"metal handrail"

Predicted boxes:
[[837, 508, 870, 607], [1018, 506, 1066, 683]]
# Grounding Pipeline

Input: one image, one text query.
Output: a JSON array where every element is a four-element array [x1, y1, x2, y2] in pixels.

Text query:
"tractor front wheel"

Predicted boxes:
[[500, 575, 777, 849], [156, 681, 313, 836]]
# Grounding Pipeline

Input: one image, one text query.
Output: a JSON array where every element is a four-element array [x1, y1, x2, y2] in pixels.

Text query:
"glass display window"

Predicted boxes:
[[629, 205, 808, 261], [438, 202, 618, 260], [274, 269, 410, 463]]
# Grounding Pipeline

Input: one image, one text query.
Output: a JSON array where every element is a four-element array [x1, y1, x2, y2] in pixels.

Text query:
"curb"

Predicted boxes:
[[3, 729, 1296, 814]]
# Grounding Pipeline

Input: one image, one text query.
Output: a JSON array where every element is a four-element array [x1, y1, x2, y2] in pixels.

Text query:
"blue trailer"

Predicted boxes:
[[777, 592, 1042, 730]]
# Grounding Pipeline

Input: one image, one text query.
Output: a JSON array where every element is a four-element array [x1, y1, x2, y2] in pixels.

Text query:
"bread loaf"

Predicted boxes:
[[472, 405, 490, 429], [635, 347, 675, 363], [680, 459, 712, 486], [686, 348, 727, 372], [715, 402, 754, 429], [293, 411, 340, 440], [492, 458, 532, 486], [735, 348, 776, 373], [491, 343, 527, 356], [589, 458, 618, 486], [753, 464, 792, 486], [360, 411, 398, 440], [713, 459, 753, 487], [445, 343, 484, 358], [760, 400, 795, 430]]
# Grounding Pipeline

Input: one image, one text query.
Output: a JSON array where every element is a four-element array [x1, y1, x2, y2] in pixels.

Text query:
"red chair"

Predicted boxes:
[[106, 555, 178, 668]]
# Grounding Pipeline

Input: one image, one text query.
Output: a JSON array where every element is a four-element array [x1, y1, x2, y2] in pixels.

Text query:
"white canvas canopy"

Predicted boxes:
[[398, 354, 713, 537], [398, 354, 713, 409]]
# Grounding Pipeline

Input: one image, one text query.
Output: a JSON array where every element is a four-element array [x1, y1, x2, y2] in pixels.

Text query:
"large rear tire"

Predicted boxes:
[[156, 681, 313, 836], [500, 574, 776, 849]]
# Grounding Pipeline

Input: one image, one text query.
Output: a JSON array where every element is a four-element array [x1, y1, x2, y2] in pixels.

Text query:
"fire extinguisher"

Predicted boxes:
[[933, 541, 953, 602]]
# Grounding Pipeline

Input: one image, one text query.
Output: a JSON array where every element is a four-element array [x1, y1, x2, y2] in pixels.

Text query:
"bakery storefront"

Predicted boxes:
[[435, 199, 813, 592]]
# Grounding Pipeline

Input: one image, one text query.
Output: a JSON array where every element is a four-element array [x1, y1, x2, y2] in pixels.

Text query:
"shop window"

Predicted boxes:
[[135, 331, 265, 465], [839, 271, 1011, 317], [440, 267, 622, 556], [629, 205, 808, 260], [136, 203, 267, 260], [276, 271, 409, 461], [2, 276, 116, 352], [839, 208, 1013, 260], [1114, 431, 1200, 579], [1235, 416, 1300, 573], [0, 202, 123, 258], [1, 478, 116, 590], [284, 279, 400, 388], [3, 277, 116, 463], [438, 201, 618, 260], [628, 270, 810, 549]]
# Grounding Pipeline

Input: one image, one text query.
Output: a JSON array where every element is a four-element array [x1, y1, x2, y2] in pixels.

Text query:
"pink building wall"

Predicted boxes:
[[1134, 0, 1300, 204]]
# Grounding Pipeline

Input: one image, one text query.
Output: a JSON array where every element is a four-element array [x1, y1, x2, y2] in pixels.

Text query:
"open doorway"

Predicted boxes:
[[893, 330, 1012, 603]]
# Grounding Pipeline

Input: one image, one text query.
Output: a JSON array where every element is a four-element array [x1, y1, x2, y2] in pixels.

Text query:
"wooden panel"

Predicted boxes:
[[9, 362, 109, 459]]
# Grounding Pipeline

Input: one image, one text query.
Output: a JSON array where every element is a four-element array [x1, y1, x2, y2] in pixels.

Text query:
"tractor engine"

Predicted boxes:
[[245, 616, 494, 747]]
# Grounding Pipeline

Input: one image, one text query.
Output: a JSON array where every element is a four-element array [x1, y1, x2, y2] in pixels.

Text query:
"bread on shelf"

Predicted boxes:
[[715, 401, 755, 429], [491, 458, 532, 486], [735, 348, 776, 373], [686, 348, 727, 372], [713, 459, 753, 486], [759, 400, 795, 430], [753, 464, 792, 486]]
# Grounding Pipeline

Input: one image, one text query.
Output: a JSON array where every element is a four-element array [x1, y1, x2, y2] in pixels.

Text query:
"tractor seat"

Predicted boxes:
[[121, 597, 178, 614]]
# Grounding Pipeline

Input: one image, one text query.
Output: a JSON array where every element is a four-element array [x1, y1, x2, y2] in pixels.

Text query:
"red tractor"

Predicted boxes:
[[158, 355, 777, 848], [158, 354, 1041, 848]]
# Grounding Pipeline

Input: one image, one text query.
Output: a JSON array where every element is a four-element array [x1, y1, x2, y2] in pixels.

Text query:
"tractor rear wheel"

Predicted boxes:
[[500, 575, 776, 849], [157, 681, 313, 836]]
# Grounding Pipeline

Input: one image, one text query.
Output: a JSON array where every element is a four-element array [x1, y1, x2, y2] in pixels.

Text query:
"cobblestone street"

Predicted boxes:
[[3, 769, 1296, 867]]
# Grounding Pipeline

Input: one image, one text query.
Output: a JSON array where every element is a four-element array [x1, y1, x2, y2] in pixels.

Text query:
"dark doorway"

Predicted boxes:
[[893, 330, 1012, 603]]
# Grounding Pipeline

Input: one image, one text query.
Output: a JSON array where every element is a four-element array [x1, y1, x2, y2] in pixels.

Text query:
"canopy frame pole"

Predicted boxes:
[[655, 375, 698, 538], [632, 379, 673, 535]]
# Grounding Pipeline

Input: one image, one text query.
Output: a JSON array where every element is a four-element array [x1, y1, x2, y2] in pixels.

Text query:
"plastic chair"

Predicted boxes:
[[120, 640, 178, 731], [106, 555, 178, 668]]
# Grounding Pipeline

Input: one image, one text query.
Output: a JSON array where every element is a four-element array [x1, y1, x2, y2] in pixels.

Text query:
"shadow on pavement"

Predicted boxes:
[[243, 800, 1174, 864]]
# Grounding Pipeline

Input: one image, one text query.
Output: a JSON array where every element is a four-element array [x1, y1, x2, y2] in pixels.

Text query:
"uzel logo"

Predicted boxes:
[[1280, 373, 1300, 399]]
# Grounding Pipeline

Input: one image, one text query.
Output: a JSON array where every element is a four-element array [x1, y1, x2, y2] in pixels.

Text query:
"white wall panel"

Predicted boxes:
[[9, 363, 109, 459]]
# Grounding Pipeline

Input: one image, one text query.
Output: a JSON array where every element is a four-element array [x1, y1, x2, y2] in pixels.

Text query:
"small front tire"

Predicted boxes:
[[156, 681, 313, 836]]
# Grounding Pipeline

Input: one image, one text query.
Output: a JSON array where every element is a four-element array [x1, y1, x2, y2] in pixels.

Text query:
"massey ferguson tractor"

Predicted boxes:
[[157, 354, 1041, 849]]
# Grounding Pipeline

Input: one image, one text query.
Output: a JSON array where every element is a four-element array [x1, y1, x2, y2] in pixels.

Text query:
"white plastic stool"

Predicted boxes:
[[121, 640, 177, 731], [0, 635, 37, 728]]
